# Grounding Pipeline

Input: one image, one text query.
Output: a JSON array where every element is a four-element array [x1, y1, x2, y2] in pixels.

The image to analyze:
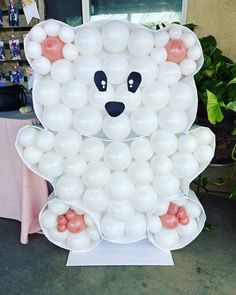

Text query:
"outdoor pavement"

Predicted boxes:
[[0, 194, 235, 295]]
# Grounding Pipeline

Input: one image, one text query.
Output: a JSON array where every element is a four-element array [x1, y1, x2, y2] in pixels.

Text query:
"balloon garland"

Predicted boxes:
[[16, 19, 215, 252]]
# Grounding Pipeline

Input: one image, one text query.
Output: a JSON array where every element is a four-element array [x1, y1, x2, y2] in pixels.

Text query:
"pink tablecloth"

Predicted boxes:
[[0, 118, 48, 244]]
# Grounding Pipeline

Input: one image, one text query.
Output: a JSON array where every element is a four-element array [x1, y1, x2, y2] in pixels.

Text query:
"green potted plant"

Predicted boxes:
[[195, 35, 236, 164]]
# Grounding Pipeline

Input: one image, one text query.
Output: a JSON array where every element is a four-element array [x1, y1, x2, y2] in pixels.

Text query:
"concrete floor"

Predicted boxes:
[[0, 195, 236, 295]]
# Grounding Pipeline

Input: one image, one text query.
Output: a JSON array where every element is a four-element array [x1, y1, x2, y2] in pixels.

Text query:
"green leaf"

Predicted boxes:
[[206, 90, 225, 124], [227, 77, 236, 87], [201, 177, 209, 188], [231, 127, 236, 136], [229, 182, 236, 199], [213, 177, 225, 186], [204, 222, 212, 231], [226, 101, 236, 112]]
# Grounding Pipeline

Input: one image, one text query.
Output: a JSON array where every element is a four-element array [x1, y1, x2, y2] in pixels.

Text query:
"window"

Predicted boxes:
[[45, 0, 188, 28]]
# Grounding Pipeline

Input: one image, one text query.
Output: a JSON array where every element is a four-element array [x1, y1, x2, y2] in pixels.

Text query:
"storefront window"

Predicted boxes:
[[90, 0, 186, 28]]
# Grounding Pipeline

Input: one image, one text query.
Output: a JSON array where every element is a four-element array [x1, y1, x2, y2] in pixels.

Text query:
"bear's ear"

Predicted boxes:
[[154, 24, 203, 76], [24, 19, 75, 76]]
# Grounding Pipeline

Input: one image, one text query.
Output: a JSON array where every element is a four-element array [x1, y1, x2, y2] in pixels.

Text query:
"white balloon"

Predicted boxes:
[[128, 161, 153, 185], [48, 228, 69, 242], [54, 129, 82, 157], [48, 201, 69, 216], [155, 229, 179, 248], [84, 214, 94, 226], [39, 151, 63, 178], [62, 80, 88, 109], [159, 107, 188, 134], [26, 41, 42, 59], [86, 226, 100, 240], [172, 152, 199, 179], [125, 212, 147, 238], [106, 171, 134, 200], [151, 130, 177, 156], [180, 58, 197, 76], [18, 127, 37, 147], [34, 130, 54, 152], [131, 185, 157, 212], [62, 43, 78, 61], [187, 45, 202, 61], [75, 27, 102, 55], [40, 210, 57, 229], [82, 161, 110, 188], [56, 175, 84, 201], [23, 146, 42, 164], [128, 29, 154, 56], [102, 21, 129, 53], [176, 218, 198, 237], [154, 30, 169, 47], [59, 26, 75, 43], [148, 216, 162, 234], [101, 214, 125, 240], [50, 59, 73, 83], [30, 25, 46, 43], [83, 188, 109, 212], [142, 81, 169, 110], [173, 197, 188, 206], [178, 134, 198, 153], [185, 201, 201, 218], [131, 107, 158, 136], [151, 47, 167, 64], [63, 155, 86, 177], [35, 78, 61, 105], [66, 232, 90, 250], [80, 138, 105, 161], [108, 200, 134, 221], [89, 84, 115, 111], [158, 62, 181, 86], [169, 82, 195, 110], [193, 128, 213, 145], [104, 142, 131, 171], [181, 32, 196, 48], [151, 155, 172, 175], [129, 56, 158, 86], [102, 54, 128, 85], [153, 174, 180, 197], [73, 55, 101, 85], [194, 145, 214, 163], [44, 20, 60, 37], [103, 114, 131, 140], [115, 83, 141, 112], [154, 199, 169, 216], [169, 26, 182, 39], [32, 56, 51, 75], [42, 103, 72, 131], [73, 107, 103, 135], [130, 138, 153, 160]]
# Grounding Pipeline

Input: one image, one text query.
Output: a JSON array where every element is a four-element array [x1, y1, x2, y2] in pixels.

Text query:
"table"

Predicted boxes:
[[0, 112, 48, 244]]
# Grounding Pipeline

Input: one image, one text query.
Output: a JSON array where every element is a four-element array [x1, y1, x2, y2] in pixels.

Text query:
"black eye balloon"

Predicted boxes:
[[94, 70, 107, 92], [127, 72, 142, 93]]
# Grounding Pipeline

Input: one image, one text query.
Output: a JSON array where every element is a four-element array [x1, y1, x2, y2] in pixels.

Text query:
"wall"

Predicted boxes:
[[187, 0, 236, 61]]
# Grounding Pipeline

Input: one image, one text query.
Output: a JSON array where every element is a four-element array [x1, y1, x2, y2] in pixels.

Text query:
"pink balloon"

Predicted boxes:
[[167, 202, 179, 215], [160, 213, 179, 229], [65, 209, 77, 221], [166, 39, 187, 64], [57, 224, 67, 232], [41, 37, 64, 62], [57, 214, 67, 225], [176, 207, 187, 219], [67, 215, 86, 233], [179, 216, 189, 225]]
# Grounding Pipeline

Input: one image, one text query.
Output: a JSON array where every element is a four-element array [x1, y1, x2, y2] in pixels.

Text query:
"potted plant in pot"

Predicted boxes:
[[195, 35, 236, 165]]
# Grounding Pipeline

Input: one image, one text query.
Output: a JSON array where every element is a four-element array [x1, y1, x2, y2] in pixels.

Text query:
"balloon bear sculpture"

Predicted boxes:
[[16, 19, 215, 252]]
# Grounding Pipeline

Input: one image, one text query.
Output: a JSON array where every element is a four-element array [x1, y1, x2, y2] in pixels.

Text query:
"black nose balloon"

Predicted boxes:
[[105, 101, 125, 117]]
